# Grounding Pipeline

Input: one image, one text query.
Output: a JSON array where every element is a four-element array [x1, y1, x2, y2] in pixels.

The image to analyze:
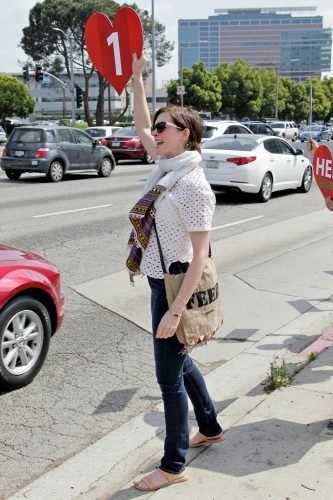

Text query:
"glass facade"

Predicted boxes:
[[178, 7, 332, 82]]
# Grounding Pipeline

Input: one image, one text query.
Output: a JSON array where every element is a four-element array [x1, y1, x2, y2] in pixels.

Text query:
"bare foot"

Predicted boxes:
[[189, 431, 224, 448]]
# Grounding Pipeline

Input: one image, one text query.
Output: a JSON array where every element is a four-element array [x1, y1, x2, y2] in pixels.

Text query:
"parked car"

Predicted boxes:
[[1, 126, 115, 182], [85, 125, 122, 146], [242, 121, 277, 136], [299, 125, 331, 142], [0, 126, 7, 143], [202, 120, 252, 143], [270, 121, 298, 140], [0, 244, 64, 390], [201, 134, 312, 202], [107, 126, 154, 164]]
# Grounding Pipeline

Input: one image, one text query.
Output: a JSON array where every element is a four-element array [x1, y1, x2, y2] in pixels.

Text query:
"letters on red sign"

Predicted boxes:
[[313, 144, 333, 201]]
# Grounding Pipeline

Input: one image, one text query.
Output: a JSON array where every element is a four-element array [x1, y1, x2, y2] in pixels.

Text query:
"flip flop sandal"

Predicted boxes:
[[133, 468, 188, 491], [189, 432, 225, 448]]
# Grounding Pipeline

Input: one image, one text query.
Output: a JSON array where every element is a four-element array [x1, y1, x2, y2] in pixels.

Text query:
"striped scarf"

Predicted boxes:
[[126, 150, 201, 281]]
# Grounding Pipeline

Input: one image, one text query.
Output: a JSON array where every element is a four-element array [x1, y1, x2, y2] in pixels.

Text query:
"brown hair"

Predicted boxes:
[[153, 106, 204, 153]]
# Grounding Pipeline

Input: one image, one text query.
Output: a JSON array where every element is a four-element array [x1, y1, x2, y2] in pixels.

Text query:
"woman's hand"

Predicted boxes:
[[306, 136, 318, 153], [156, 310, 181, 339], [132, 53, 147, 79]]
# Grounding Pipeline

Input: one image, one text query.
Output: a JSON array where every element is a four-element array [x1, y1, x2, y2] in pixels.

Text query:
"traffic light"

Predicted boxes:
[[35, 65, 43, 82], [23, 65, 29, 82], [75, 85, 83, 108]]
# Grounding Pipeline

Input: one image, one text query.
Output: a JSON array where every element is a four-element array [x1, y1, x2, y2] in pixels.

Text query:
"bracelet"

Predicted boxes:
[[170, 309, 182, 318], [177, 294, 187, 306]]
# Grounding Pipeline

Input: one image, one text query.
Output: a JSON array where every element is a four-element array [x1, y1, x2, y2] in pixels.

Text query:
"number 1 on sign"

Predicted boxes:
[[107, 32, 122, 75]]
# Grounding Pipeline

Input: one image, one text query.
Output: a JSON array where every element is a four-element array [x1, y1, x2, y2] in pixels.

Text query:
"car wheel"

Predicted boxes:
[[98, 157, 113, 177], [318, 136, 322, 142], [0, 296, 51, 390], [298, 165, 313, 193], [5, 170, 21, 180], [143, 152, 154, 164], [47, 161, 64, 182], [257, 173, 272, 202]]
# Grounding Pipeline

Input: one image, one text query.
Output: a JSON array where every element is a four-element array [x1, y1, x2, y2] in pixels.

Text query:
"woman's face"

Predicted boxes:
[[151, 112, 189, 158]]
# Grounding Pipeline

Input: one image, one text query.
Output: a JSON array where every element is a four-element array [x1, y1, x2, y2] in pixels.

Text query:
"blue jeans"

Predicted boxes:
[[148, 276, 223, 474]]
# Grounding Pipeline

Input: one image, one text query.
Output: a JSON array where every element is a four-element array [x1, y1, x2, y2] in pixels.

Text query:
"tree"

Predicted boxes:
[[20, 0, 174, 125], [0, 73, 35, 123], [167, 62, 222, 113], [215, 60, 262, 119]]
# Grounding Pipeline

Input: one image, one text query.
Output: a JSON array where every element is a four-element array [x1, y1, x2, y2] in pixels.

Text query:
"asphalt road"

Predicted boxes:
[[0, 145, 330, 498]]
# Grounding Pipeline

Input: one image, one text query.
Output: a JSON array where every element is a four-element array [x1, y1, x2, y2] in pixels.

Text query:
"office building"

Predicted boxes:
[[178, 6, 332, 82]]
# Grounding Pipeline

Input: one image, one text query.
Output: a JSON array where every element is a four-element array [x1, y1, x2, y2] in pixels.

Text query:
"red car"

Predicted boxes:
[[0, 245, 64, 390], [106, 126, 154, 164]]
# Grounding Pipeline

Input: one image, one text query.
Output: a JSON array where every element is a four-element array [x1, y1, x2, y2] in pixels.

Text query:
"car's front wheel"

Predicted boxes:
[[257, 173, 272, 202], [47, 161, 64, 182], [0, 296, 51, 391], [298, 165, 313, 193], [5, 170, 21, 180], [98, 157, 113, 177], [143, 152, 154, 164]]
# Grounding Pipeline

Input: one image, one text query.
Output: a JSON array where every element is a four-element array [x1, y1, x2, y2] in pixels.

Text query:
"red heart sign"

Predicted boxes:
[[85, 8, 143, 96], [313, 144, 333, 202]]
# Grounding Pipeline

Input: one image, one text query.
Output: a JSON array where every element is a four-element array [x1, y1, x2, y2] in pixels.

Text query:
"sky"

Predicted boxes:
[[1, 0, 333, 85]]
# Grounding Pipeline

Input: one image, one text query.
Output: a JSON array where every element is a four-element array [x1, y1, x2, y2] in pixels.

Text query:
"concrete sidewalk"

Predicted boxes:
[[7, 210, 333, 499], [8, 319, 333, 500], [111, 346, 333, 500]]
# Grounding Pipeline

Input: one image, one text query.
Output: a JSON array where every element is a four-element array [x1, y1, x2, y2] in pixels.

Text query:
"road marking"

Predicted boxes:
[[33, 204, 112, 218], [211, 215, 264, 231]]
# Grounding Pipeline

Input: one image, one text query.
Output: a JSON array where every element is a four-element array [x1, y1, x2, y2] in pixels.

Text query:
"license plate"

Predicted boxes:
[[112, 141, 120, 147], [14, 150, 24, 157], [206, 160, 218, 169]]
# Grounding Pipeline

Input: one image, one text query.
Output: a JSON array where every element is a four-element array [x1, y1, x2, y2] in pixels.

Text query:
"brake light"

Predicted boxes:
[[123, 138, 142, 150], [35, 148, 50, 158], [2, 147, 6, 156], [100, 139, 108, 146], [226, 156, 256, 165]]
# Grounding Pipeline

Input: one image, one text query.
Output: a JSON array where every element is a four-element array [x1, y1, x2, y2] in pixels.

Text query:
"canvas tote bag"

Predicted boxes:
[[154, 222, 223, 352]]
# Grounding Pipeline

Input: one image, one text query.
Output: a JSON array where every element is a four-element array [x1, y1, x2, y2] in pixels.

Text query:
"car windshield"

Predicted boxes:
[[304, 126, 321, 132], [271, 123, 284, 129], [203, 136, 257, 151], [86, 128, 107, 138], [112, 127, 137, 137], [10, 129, 42, 142]]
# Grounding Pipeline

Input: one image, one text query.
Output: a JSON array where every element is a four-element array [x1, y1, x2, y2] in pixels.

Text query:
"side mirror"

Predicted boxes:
[[295, 148, 304, 155]]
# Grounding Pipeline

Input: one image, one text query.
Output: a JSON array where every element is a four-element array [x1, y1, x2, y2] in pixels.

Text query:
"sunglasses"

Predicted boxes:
[[151, 121, 183, 133]]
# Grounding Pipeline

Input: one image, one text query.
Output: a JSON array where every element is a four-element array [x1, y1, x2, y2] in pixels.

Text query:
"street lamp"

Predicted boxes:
[[53, 27, 75, 126], [151, 0, 156, 114], [179, 47, 184, 106]]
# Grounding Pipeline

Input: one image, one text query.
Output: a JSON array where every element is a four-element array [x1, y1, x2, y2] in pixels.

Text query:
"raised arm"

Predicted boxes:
[[132, 53, 157, 160]]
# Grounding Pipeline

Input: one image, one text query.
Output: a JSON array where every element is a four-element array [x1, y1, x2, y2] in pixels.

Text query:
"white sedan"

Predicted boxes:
[[201, 134, 313, 202]]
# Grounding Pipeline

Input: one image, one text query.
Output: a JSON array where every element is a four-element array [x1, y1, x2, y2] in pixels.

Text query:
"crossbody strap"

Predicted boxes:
[[153, 219, 212, 274], [153, 219, 167, 274]]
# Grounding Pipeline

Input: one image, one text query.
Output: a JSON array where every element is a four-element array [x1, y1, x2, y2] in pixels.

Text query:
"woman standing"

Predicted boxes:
[[126, 54, 223, 491]]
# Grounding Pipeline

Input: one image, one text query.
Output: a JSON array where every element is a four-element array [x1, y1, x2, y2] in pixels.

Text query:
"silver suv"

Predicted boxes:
[[1, 126, 115, 182], [270, 121, 298, 141]]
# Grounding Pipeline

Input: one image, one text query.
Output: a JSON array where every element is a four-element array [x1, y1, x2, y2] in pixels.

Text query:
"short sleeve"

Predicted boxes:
[[173, 170, 216, 232]]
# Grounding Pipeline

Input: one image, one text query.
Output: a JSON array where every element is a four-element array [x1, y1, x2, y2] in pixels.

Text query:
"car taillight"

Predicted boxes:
[[100, 139, 108, 146], [2, 147, 6, 156], [35, 148, 50, 159], [226, 156, 256, 165], [123, 138, 141, 150]]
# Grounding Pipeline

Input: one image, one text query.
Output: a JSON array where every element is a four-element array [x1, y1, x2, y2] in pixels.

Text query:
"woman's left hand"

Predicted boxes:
[[156, 311, 181, 339]]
